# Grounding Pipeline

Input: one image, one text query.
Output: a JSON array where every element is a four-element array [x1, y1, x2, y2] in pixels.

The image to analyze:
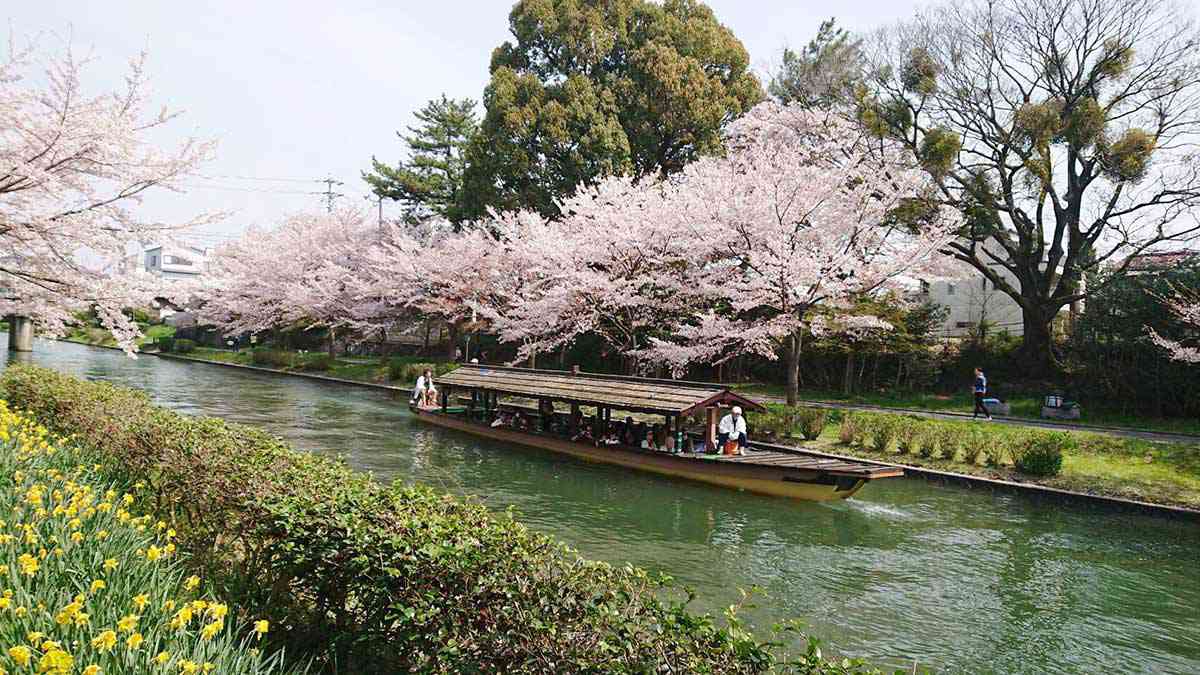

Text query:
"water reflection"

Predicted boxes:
[[7, 340, 1199, 674]]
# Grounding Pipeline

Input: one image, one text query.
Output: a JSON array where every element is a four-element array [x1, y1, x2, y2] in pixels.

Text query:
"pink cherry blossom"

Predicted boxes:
[[1149, 289, 1200, 363], [0, 33, 217, 353]]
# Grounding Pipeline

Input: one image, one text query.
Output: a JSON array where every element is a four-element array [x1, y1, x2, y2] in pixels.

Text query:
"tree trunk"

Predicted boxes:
[[446, 322, 459, 361], [842, 352, 855, 396], [786, 331, 801, 406], [1020, 308, 1057, 374], [327, 327, 337, 358]]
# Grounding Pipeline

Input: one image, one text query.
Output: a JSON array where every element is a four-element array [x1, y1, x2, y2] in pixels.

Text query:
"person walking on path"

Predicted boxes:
[[972, 367, 993, 420]]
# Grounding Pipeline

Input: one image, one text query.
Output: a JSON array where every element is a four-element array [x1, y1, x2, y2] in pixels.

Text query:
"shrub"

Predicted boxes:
[[868, 416, 901, 453], [936, 424, 966, 461], [251, 348, 294, 368], [895, 419, 924, 455], [917, 426, 940, 458], [156, 336, 176, 352], [838, 413, 864, 445], [796, 408, 829, 441], [174, 338, 196, 354], [0, 366, 876, 674], [295, 353, 332, 372], [1015, 431, 1072, 476], [963, 427, 991, 465], [0, 403, 294, 674], [387, 359, 455, 382]]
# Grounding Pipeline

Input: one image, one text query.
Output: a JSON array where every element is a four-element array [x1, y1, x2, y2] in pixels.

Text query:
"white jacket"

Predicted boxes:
[[718, 414, 746, 439], [412, 375, 437, 400]]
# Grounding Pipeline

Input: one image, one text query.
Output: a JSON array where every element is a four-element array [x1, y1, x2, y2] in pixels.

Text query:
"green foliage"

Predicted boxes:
[[935, 423, 966, 461], [918, 127, 960, 178], [1070, 259, 1200, 419], [867, 416, 901, 453], [1099, 38, 1135, 79], [0, 408, 296, 674], [796, 408, 829, 441], [462, 0, 763, 219], [900, 47, 938, 95], [895, 419, 924, 455], [3, 366, 884, 673], [769, 18, 863, 108], [1063, 97, 1105, 148], [156, 336, 176, 353], [838, 412, 866, 445], [1101, 128, 1156, 183], [363, 95, 478, 225], [174, 338, 196, 354], [1014, 99, 1064, 149], [387, 358, 456, 382], [1015, 432, 1072, 476]]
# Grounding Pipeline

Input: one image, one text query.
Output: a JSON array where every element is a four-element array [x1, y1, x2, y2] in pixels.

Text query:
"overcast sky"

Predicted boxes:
[[0, 0, 1089, 245]]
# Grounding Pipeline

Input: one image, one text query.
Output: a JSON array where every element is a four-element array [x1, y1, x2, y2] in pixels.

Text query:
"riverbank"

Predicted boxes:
[[736, 383, 1200, 438]]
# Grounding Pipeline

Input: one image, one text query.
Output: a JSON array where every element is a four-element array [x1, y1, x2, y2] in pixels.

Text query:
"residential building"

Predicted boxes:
[[143, 244, 209, 281]]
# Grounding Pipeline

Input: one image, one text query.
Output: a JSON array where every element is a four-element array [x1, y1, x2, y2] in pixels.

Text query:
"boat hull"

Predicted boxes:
[[411, 408, 867, 501]]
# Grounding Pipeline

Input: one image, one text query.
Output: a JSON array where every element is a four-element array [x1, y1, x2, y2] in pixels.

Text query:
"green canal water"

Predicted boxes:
[[7, 340, 1199, 674]]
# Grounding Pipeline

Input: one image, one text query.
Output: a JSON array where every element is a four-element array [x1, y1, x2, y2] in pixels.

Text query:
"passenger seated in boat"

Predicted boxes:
[[717, 406, 748, 456], [642, 424, 666, 452], [571, 426, 594, 444], [663, 433, 675, 453], [490, 412, 512, 428], [621, 418, 637, 446], [513, 411, 530, 431], [600, 428, 621, 446]]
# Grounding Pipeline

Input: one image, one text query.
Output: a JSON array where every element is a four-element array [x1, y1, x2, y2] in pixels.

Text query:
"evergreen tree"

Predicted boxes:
[[769, 18, 863, 108], [462, 0, 763, 220], [364, 95, 478, 225]]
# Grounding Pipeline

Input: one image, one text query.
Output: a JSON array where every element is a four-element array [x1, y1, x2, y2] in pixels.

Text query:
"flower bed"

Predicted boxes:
[[0, 401, 289, 674], [0, 366, 883, 674]]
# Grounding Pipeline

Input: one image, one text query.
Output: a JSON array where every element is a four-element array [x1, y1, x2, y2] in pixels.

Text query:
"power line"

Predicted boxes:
[[195, 174, 325, 184], [180, 183, 323, 196]]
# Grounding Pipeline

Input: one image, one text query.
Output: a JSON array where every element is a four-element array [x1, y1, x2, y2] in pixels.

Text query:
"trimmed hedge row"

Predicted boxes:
[[837, 412, 1071, 476], [0, 366, 882, 674]]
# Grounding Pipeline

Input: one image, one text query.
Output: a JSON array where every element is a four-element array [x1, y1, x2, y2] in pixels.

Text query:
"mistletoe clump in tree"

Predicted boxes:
[[859, 0, 1200, 371], [0, 33, 216, 352], [462, 0, 763, 220]]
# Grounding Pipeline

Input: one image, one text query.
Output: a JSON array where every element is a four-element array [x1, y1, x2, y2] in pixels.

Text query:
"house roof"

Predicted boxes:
[[436, 364, 766, 416], [1126, 250, 1200, 272]]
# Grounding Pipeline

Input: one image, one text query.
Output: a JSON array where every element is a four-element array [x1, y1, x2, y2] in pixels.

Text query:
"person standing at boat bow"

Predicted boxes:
[[717, 406, 748, 455], [412, 369, 437, 408]]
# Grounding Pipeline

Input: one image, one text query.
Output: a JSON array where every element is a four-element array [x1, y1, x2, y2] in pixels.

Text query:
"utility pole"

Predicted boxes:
[[320, 176, 344, 213], [365, 193, 383, 229]]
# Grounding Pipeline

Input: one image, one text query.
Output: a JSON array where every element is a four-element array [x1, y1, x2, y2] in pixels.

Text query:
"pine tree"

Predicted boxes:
[[363, 95, 478, 225]]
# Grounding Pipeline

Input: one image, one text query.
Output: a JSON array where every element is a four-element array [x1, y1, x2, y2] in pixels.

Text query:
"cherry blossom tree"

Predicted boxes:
[[1149, 287, 1200, 363], [477, 177, 697, 372], [636, 102, 962, 404], [202, 208, 375, 355], [0, 33, 217, 352]]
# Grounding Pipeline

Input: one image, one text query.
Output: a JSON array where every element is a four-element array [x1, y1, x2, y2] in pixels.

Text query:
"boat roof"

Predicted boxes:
[[436, 364, 767, 416]]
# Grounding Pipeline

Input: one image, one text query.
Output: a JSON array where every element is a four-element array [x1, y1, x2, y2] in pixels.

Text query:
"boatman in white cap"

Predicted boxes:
[[717, 406, 748, 455]]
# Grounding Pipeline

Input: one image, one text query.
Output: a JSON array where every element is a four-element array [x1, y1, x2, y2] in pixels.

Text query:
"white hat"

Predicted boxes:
[[732, 406, 743, 415]]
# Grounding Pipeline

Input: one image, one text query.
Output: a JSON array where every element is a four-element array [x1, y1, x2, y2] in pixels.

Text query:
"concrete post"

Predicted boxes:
[[7, 316, 33, 352]]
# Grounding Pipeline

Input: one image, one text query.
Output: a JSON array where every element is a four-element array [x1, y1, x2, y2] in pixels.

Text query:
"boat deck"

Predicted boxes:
[[713, 449, 903, 479]]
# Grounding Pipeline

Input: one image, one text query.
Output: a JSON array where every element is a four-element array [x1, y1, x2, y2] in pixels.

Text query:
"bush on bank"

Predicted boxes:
[[0, 402, 292, 674], [0, 366, 886, 674], [835, 413, 1065, 476]]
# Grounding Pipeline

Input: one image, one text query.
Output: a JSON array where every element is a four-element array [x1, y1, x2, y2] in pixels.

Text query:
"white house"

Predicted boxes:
[[917, 242, 1076, 339], [142, 244, 209, 281]]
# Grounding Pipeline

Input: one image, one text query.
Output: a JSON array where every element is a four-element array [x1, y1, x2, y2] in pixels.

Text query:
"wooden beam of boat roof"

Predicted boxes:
[[438, 366, 764, 415]]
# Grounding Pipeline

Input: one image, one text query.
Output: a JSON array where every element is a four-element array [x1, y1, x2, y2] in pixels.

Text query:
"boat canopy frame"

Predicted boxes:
[[435, 364, 766, 417]]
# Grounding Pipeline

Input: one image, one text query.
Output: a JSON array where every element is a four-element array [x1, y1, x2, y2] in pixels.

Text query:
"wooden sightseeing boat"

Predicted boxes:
[[410, 364, 902, 501]]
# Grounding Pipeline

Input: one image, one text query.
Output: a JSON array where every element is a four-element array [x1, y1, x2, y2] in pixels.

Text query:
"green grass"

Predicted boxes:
[[64, 323, 176, 349], [775, 412, 1200, 510], [735, 383, 1200, 436], [179, 348, 450, 387]]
